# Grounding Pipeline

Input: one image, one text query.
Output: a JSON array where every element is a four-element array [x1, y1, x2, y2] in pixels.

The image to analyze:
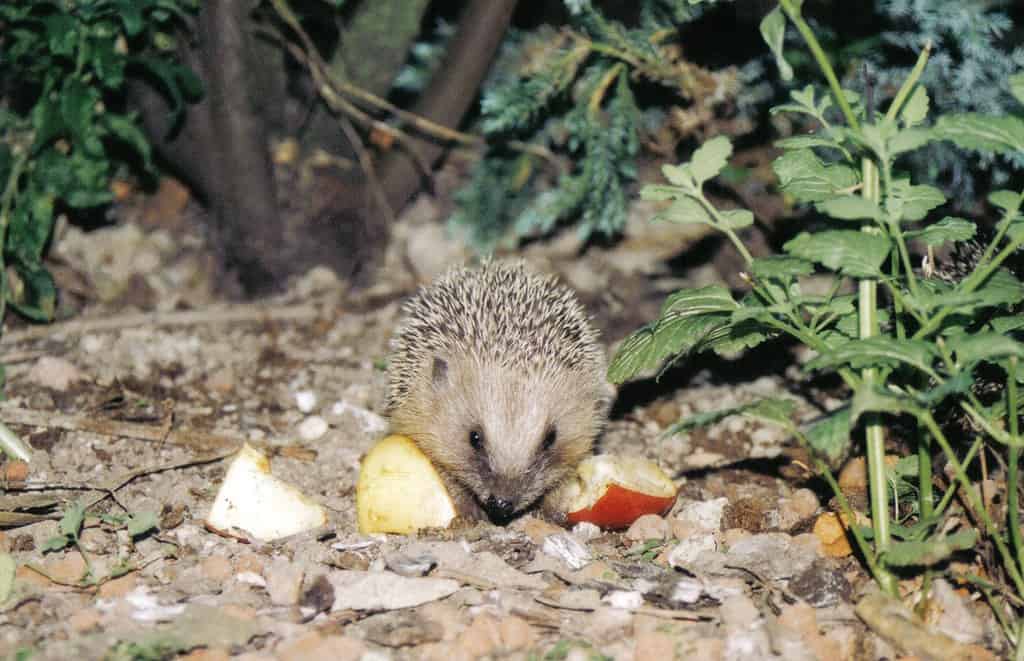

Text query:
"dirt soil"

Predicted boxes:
[[0, 173, 1004, 660]]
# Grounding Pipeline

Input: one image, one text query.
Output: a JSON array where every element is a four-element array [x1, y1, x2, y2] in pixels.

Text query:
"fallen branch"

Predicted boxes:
[[0, 302, 323, 345], [0, 405, 244, 453]]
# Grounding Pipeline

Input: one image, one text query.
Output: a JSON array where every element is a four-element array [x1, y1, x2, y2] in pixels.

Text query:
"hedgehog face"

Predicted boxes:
[[393, 353, 607, 525]]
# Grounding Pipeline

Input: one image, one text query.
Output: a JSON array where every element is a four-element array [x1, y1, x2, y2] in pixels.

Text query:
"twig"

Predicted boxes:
[[0, 302, 322, 345], [0, 405, 245, 453], [261, 4, 563, 172]]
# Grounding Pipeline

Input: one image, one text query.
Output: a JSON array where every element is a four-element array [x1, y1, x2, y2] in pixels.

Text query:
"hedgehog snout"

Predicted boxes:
[[483, 495, 517, 525]]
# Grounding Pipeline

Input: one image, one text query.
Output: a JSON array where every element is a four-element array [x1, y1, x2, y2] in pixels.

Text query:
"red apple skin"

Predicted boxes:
[[565, 484, 677, 529]]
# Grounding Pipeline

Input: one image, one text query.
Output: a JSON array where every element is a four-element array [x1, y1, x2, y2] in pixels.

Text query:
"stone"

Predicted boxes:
[[625, 514, 669, 541], [266, 557, 304, 606]]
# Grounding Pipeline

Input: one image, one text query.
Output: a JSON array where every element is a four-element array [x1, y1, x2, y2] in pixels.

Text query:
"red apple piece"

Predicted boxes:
[[562, 455, 677, 529]]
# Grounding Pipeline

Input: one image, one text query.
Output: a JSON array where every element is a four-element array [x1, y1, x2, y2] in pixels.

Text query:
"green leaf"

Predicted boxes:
[[806, 337, 939, 377], [653, 197, 713, 225], [889, 127, 934, 155], [0, 553, 14, 604], [904, 217, 976, 246], [127, 511, 159, 538], [887, 180, 945, 222], [718, 208, 753, 229], [815, 195, 879, 221], [803, 406, 851, 466], [935, 113, 1024, 155], [608, 286, 739, 383], [881, 529, 977, 567], [1011, 72, 1024, 106], [661, 164, 693, 188], [44, 14, 77, 56], [990, 189, 1024, 215], [102, 114, 153, 170], [665, 397, 797, 438], [851, 386, 919, 420], [8, 263, 57, 322], [750, 255, 814, 280], [773, 149, 859, 204], [690, 136, 732, 185], [759, 5, 792, 81], [783, 230, 891, 278], [901, 85, 929, 127], [61, 78, 104, 157], [774, 135, 844, 152], [954, 333, 1024, 366], [118, 2, 144, 35], [59, 501, 86, 540]]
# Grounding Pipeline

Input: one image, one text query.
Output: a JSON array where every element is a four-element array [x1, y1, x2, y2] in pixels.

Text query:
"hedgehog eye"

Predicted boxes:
[[542, 426, 557, 451], [469, 429, 484, 451]]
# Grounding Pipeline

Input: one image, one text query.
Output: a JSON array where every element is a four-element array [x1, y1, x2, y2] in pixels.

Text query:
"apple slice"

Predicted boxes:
[[357, 435, 457, 534], [560, 455, 677, 529], [205, 443, 327, 541]]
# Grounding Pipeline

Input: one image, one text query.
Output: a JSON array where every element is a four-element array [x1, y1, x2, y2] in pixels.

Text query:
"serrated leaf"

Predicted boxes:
[[935, 113, 1024, 154], [665, 397, 796, 437], [887, 180, 945, 222], [904, 217, 976, 246], [913, 371, 973, 406], [661, 163, 693, 188], [955, 333, 1024, 366], [991, 316, 1024, 334], [654, 196, 714, 225], [773, 149, 859, 204], [803, 406, 852, 465], [759, 6, 792, 81], [127, 511, 159, 538], [719, 208, 753, 229], [806, 337, 939, 377], [901, 85, 929, 127], [690, 136, 732, 185], [851, 386, 919, 420], [774, 135, 844, 151], [816, 195, 879, 221], [889, 127, 933, 154], [881, 529, 977, 567], [990, 190, 1023, 215], [750, 255, 814, 280], [783, 230, 891, 277], [608, 286, 739, 383]]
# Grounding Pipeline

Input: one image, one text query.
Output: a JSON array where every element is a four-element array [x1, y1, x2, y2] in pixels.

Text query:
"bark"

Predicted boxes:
[[199, 0, 284, 295], [377, 0, 519, 211]]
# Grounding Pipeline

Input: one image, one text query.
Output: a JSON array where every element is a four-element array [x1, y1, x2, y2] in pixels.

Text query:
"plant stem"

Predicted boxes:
[[921, 412, 1024, 597], [918, 422, 934, 520], [1008, 357, 1023, 576], [934, 436, 983, 517], [883, 40, 933, 123], [778, 0, 859, 131], [860, 157, 893, 565], [695, 194, 755, 265]]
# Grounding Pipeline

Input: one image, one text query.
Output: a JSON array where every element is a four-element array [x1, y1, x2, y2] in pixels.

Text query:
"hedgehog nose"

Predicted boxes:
[[484, 496, 517, 525]]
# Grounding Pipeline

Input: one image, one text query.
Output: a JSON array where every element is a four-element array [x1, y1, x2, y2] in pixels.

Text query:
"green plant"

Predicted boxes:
[[611, 0, 1024, 648], [0, 0, 200, 325], [450, 0, 739, 249]]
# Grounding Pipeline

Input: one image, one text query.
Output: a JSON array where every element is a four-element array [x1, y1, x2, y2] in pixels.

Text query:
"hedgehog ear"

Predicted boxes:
[[431, 357, 449, 387]]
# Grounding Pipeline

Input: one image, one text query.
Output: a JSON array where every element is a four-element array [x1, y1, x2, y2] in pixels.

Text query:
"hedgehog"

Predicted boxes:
[[386, 260, 612, 525]]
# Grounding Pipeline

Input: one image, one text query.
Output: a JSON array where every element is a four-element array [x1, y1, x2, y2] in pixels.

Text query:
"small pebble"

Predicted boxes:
[[295, 390, 317, 413], [625, 514, 668, 541], [603, 590, 644, 609], [667, 533, 718, 568], [542, 533, 592, 570], [297, 416, 329, 441], [266, 557, 305, 606], [201, 555, 233, 582]]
